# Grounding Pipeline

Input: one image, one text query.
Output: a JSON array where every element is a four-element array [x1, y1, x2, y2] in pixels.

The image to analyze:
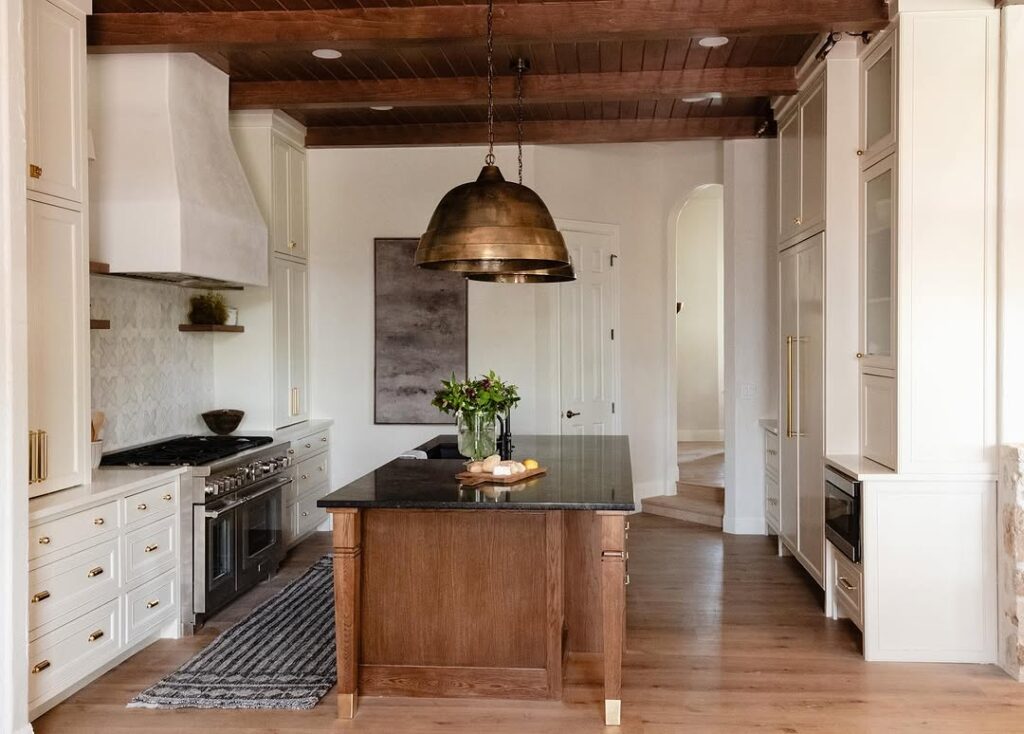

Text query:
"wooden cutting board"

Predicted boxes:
[[455, 467, 547, 487]]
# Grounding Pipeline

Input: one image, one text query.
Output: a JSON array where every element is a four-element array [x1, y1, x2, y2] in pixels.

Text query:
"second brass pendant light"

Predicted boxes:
[[414, 0, 573, 281]]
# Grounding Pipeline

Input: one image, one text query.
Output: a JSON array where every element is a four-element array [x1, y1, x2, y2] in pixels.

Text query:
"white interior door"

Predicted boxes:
[[557, 222, 620, 435]]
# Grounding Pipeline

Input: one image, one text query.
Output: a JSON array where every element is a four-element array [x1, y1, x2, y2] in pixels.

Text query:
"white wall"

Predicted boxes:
[[308, 141, 724, 501], [675, 185, 724, 442], [723, 140, 776, 535]]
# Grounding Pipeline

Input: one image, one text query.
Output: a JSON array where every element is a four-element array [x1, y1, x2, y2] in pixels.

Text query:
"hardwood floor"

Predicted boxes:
[[34, 514, 1024, 733]]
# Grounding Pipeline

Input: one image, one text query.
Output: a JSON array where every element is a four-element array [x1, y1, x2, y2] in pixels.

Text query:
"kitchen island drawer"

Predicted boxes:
[[28, 598, 120, 705], [831, 546, 864, 631], [124, 515, 175, 584], [288, 430, 329, 463], [124, 480, 177, 527], [29, 538, 120, 632], [30, 501, 119, 561], [295, 453, 328, 497], [125, 570, 176, 644]]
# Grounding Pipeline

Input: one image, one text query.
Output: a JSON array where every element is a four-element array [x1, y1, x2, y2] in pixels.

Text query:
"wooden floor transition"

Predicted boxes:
[[35, 513, 1024, 733]]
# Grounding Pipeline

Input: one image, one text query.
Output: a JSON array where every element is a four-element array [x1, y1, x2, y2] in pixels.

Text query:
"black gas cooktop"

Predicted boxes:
[[100, 435, 273, 467]]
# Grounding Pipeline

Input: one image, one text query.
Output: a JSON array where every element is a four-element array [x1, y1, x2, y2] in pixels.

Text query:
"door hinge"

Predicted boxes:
[[610, 254, 618, 267], [610, 328, 615, 340], [612, 402, 616, 414]]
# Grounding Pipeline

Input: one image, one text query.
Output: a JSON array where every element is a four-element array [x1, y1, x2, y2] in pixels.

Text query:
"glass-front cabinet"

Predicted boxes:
[[860, 156, 896, 371], [860, 31, 897, 169]]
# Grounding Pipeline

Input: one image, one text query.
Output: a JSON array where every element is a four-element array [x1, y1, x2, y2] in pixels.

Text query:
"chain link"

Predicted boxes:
[[515, 59, 524, 184], [485, 0, 495, 166]]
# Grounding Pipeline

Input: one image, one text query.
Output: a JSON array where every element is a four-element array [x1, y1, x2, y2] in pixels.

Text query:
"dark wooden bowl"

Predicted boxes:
[[202, 409, 245, 435]]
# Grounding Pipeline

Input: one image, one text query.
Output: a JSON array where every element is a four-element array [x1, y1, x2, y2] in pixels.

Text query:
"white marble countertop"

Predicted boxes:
[[758, 418, 779, 435], [30, 466, 189, 523]]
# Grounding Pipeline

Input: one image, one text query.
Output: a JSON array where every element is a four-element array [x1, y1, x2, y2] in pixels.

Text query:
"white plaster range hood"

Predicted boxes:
[[88, 53, 269, 289]]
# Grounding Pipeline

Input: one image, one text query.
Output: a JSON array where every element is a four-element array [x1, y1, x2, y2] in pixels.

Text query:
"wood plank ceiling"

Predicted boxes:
[[86, 1, 890, 147]]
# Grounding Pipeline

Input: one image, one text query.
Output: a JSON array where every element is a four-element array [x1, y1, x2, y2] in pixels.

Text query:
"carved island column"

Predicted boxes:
[[331, 508, 361, 718], [598, 511, 627, 726]]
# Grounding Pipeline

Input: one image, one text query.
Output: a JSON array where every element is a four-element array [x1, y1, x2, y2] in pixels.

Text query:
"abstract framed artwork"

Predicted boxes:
[[374, 238, 468, 424]]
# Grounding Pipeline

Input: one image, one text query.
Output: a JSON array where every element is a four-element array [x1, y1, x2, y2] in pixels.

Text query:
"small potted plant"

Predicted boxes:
[[187, 291, 228, 326], [433, 371, 520, 461]]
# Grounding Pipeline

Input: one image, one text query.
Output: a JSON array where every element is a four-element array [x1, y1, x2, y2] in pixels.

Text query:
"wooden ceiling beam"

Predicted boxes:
[[88, 1, 889, 52], [304, 116, 771, 148], [230, 67, 797, 111]]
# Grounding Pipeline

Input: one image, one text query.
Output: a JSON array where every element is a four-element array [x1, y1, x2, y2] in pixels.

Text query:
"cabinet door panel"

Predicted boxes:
[[861, 156, 896, 370], [288, 261, 309, 423], [861, 372, 897, 470], [26, 0, 83, 204], [270, 136, 291, 257], [799, 84, 826, 236], [777, 112, 801, 244], [861, 35, 897, 167], [27, 201, 88, 496], [286, 146, 308, 259], [779, 248, 800, 550], [271, 259, 292, 428]]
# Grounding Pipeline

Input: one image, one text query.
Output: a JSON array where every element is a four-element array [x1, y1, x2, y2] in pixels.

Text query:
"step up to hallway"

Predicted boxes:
[[642, 493, 724, 529]]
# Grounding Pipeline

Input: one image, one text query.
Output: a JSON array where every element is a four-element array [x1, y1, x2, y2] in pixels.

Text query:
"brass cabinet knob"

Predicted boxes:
[[144, 544, 159, 553], [287, 240, 296, 249], [305, 443, 312, 449], [301, 474, 308, 480], [87, 630, 104, 643], [321, 436, 327, 442], [31, 660, 50, 674], [28, 163, 42, 178], [87, 566, 104, 578], [856, 352, 865, 359], [94, 517, 105, 526], [162, 494, 172, 501], [856, 149, 865, 156], [38, 536, 51, 545], [137, 503, 147, 511], [302, 511, 309, 517], [146, 599, 160, 609], [31, 590, 50, 603], [794, 217, 802, 225]]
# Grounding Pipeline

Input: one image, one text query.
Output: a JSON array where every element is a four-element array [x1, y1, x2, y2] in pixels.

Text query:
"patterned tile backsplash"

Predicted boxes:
[[90, 277, 214, 450]]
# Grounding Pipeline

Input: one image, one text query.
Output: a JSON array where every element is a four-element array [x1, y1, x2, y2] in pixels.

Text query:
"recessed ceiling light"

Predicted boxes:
[[312, 49, 342, 60], [369, 105, 394, 111], [698, 36, 730, 49]]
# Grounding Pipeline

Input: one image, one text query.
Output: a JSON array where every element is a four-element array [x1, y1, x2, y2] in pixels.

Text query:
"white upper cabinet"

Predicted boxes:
[[776, 79, 826, 248], [271, 134, 308, 260], [860, 155, 897, 372], [26, 0, 85, 205], [272, 257, 309, 429], [860, 33, 897, 169]]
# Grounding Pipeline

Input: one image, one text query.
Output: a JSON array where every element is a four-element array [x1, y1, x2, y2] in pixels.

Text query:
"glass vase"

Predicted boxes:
[[457, 411, 497, 462]]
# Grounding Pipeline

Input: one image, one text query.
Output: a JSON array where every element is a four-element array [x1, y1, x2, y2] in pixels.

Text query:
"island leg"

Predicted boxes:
[[331, 508, 361, 719], [598, 512, 626, 726]]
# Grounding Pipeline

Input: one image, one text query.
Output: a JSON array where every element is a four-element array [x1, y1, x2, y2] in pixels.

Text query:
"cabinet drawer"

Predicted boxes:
[[295, 453, 328, 496], [288, 430, 329, 463], [124, 481, 177, 527], [28, 598, 120, 705], [764, 431, 780, 478], [765, 474, 780, 532], [832, 548, 864, 631], [29, 538, 120, 632], [294, 486, 328, 538], [124, 516, 175, 584], [30, 501, 119, 562], [125, 570, 177, 645]]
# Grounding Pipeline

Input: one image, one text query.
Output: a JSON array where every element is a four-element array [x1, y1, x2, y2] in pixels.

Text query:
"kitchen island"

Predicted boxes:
[[318, 434, 634, 725]]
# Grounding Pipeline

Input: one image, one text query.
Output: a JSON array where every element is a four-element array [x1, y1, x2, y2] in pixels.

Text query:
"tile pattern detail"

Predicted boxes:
[[90, 277, 213, 450]]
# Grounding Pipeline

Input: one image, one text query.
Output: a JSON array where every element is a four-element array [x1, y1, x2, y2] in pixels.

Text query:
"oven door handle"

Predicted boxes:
[[204, 476, 290, 519]]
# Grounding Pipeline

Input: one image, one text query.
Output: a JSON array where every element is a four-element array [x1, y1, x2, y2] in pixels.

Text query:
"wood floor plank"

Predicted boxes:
[[32, 514, 1024, 733]]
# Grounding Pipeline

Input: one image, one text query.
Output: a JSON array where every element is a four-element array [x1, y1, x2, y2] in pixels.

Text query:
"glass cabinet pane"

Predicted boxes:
[[864, 164, 893, 359], [865, 48, 894, 152]]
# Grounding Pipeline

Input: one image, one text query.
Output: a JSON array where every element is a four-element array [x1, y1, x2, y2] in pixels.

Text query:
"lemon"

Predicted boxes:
[[523, 458, 539, 470]]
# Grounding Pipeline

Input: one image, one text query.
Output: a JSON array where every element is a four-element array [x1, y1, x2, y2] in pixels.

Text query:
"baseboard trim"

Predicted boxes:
[[677, 429, 725, 442], [723, 515, 767, 536]]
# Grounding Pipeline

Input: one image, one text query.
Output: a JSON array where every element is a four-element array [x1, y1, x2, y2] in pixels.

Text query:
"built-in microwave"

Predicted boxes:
[[824, 467, 861, 563]]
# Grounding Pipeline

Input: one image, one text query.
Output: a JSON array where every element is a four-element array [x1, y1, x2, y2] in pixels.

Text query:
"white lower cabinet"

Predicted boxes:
[[284, 427, 331, 548], [826, 542, 863, 631], [28, 472, 183, 719], [763, 426, 780, 533]]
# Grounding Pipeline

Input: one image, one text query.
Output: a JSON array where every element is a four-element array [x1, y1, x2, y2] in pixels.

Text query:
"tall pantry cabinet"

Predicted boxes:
[[25, 0, 91, 498]]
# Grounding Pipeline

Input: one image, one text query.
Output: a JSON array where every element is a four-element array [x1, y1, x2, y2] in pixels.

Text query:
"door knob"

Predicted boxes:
[[565, 410, 580, 419]]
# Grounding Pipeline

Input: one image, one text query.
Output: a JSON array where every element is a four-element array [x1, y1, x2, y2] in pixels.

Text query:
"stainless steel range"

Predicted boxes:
[[102, 435, 293, 632]]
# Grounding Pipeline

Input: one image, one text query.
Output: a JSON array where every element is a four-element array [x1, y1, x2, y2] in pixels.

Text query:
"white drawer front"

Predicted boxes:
[[28, 598, 120, 705], [29, 538, 120, 632], [765, 474, 780, 531], [124, 480, 177, 527], [30, 501, 119, 561], [124, 515, 175, 584], [764, 431, 780, 477], [295, 485, 328, 538], [125, 570, 177, 645], [288, 430, 329, 464], [832, 548, 864, 630], [295, 453, 328, 497]]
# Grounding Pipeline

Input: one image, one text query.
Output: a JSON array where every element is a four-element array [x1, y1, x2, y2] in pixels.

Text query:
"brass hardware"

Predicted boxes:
[[301, 474, 308, 480], [302, 511, 309, 517], [146, 599, 160, 609], [94, 517, 105, 526], [38, 536, 51, 545], [288, 449, 295, 455], [290, 387, 299, 416], [838, 576, 857, 592], [87, 566, 104, 578], [163, 494, 172, 501], [785, 336, 807, 439], [40, 430, 48, 481], [601, 550, 626, 559], [31, 590, 51, 603], [794, 217, 802, 225], [137, 503, 148, 511], [856, 352, 865, 359], [144, 544, 159, 553], [467, 260, 576, 284], [31, 660, 51, 674], [29, 430, 38, 484], [624, 574, 630, 586], [87, 630, 104, 642], [28, 163, 42, 178], [625, 520, 630, 531], [856, 149, 865, 157], [287, 240, 296, 249], [321, 436, 327, 442]]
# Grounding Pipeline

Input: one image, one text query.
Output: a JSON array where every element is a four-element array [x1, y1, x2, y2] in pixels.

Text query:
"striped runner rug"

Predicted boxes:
[[129, 555, 336, 710]]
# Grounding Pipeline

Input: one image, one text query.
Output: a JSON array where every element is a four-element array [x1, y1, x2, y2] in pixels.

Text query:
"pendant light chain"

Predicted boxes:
[[515, 58, 524, 185], [485, 0, 495, 166]]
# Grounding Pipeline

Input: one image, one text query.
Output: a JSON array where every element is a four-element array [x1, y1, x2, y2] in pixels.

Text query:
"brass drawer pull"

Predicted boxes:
[[87, 566, 104, 578], [31, 590, 51, 603], [162, 494, 173, 501], [38, 536, 51, 545], [137, 503, 148, 511], [838, 576, 857, 592], [144, 544, 159, 553], [94, 517, 105, 526], [146, 599, 160, 609], [287, 240, 296, 249], [624, 574, 630, 586], [29, 163, 42, 178], [601, 550, 626, 559], [31, 660, 51, 674], [87, 630, 104, 643]]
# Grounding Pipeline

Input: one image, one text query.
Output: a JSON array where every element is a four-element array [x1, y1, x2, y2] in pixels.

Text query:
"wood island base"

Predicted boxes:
[[328, 507, 628, 725]]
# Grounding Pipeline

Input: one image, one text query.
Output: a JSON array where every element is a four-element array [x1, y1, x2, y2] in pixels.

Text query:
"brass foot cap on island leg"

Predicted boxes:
[[604, 699, 621, 726], [338, 692, 358, 719]]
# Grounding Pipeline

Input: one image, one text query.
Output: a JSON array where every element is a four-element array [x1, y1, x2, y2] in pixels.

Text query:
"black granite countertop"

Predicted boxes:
[[318, 434, 635, 511]]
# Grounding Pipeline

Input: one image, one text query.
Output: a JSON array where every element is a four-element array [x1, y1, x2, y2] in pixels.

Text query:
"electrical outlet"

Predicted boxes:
[[740, 383, 756, 400]]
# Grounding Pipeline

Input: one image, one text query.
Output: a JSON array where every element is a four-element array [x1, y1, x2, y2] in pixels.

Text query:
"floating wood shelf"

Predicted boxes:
[[89, 260, 111, 274], [90, 319, 111, 330], [178, 324, 244, 333]]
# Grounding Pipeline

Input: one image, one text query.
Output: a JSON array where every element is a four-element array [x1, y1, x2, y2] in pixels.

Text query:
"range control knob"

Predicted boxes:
[[204, 482, 217, 495]]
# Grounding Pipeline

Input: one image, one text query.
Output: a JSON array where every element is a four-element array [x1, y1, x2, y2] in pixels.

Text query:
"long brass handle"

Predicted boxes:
[[786, 336, 807, 439], [87, 566, 104, 578], [839, 576, 857, 592], [31, 590, 50, 603], [87, 630, 104, 642], [31, 660, 50, 674], [28, 430, 38, 484], [40, 430, 48, 481]]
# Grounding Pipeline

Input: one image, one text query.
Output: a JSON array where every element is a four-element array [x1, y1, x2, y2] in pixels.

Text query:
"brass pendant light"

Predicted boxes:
[[415, 1, 570, 274]]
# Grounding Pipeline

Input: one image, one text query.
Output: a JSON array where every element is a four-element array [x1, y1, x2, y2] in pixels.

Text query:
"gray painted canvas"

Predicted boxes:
[[374, 238, 467, 424]]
